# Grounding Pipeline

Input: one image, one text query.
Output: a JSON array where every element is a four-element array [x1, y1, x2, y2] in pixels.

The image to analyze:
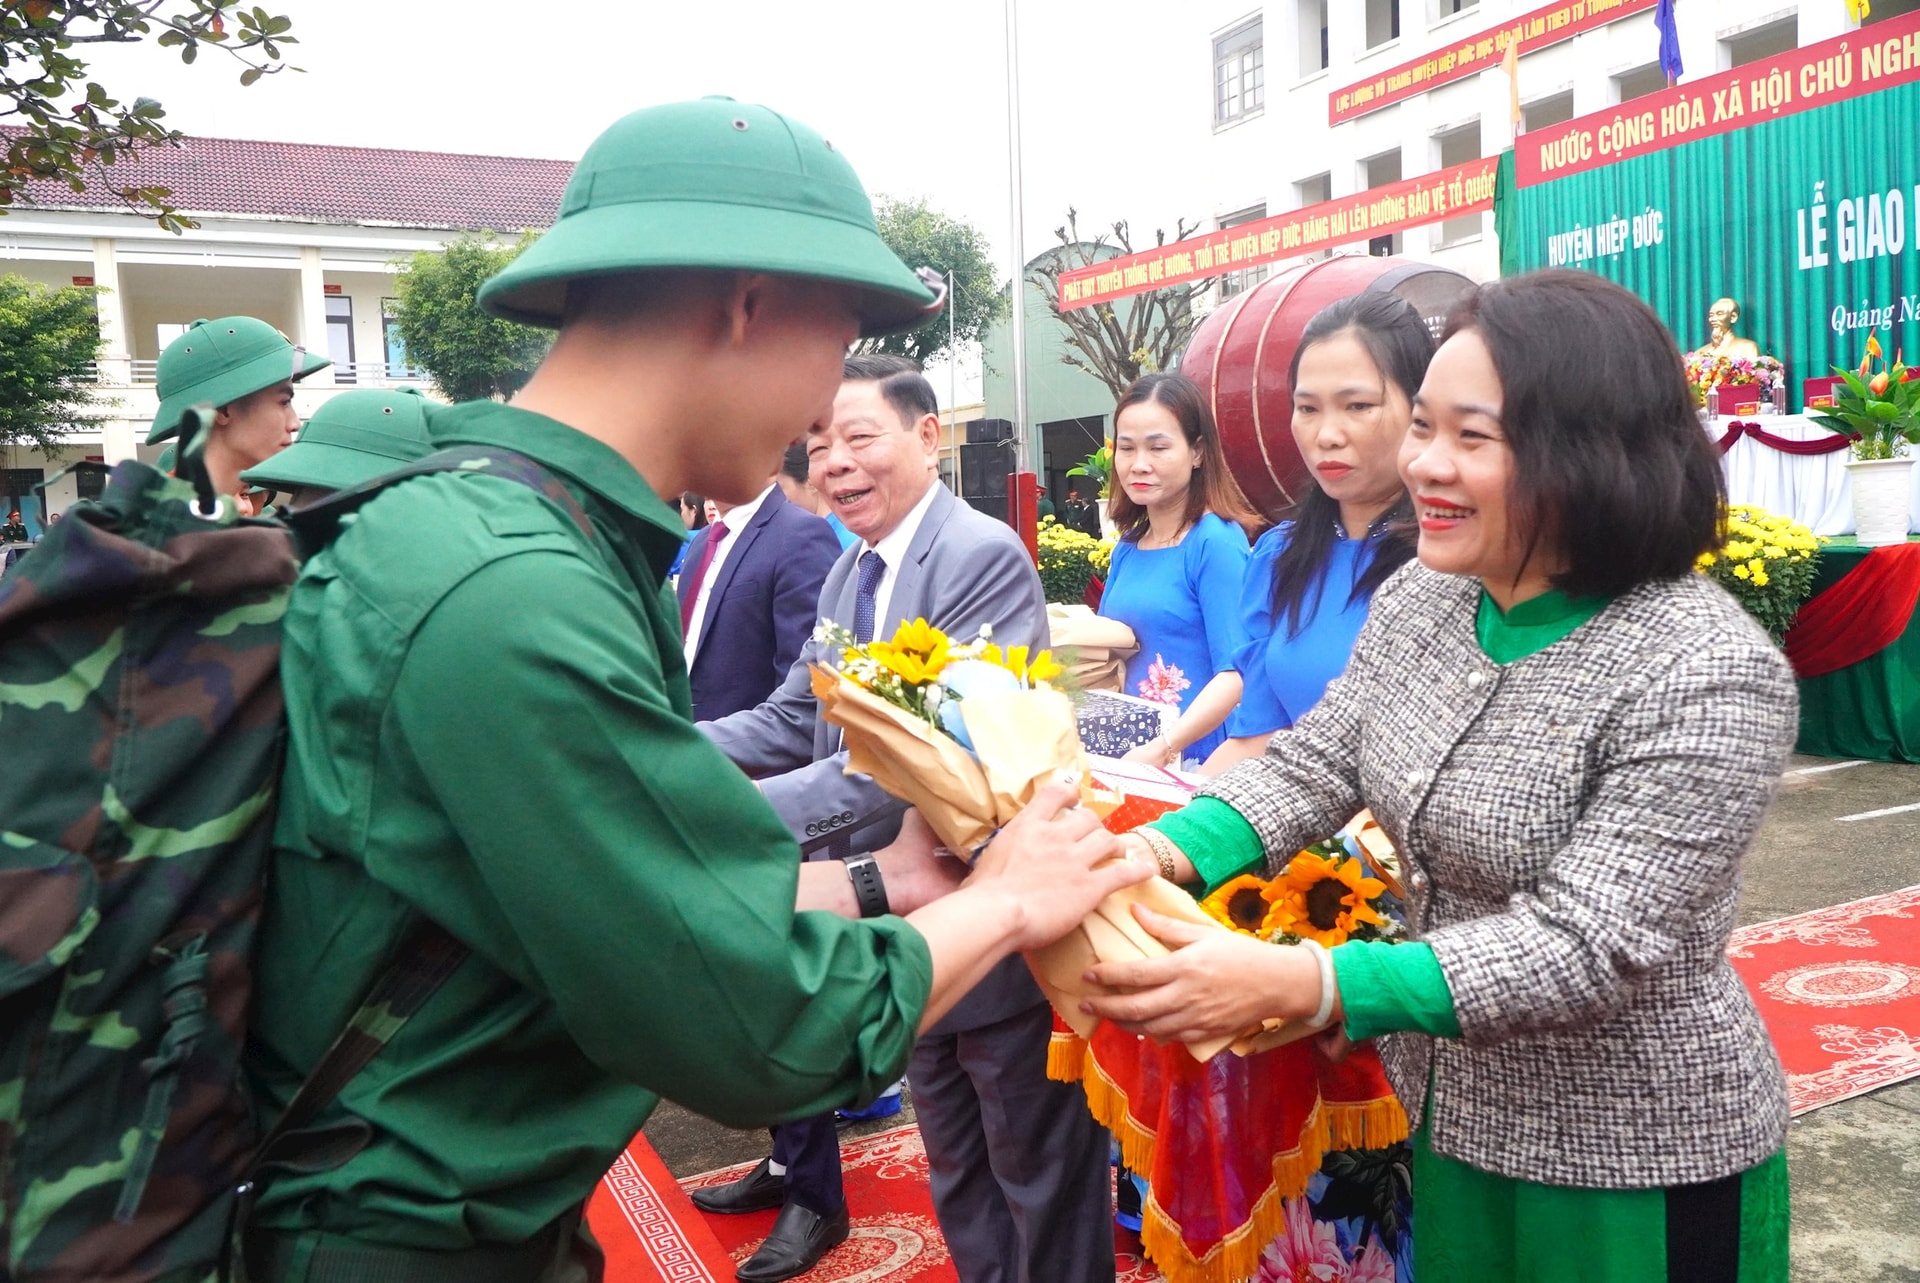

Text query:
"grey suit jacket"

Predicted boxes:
[[1206, 563, 1797, 1188], [703, 482, 1050, 1031]]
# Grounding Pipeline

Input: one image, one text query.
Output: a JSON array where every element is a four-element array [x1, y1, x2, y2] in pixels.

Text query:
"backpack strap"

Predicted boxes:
[[284, 444, 602, 554]]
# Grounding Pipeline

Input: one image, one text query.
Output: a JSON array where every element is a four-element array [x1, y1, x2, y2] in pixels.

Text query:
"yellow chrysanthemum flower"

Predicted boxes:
[[1733, 563, 1751, 580]]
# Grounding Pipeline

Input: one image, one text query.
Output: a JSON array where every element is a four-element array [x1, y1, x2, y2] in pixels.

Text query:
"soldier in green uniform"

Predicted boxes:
[[145, 316, 331, 510], [239, 387, 435, 507], [243, 98, 1142, 1283], [1, 509, 28, 543]]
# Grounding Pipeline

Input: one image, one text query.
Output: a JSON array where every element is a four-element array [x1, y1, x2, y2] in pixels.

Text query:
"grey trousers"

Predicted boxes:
[[908, 999, 1114, 1283]]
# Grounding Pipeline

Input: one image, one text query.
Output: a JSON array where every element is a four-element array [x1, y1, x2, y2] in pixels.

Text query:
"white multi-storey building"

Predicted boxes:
[[1190, 0, 1902, 292], [0, 135, 569, 525]]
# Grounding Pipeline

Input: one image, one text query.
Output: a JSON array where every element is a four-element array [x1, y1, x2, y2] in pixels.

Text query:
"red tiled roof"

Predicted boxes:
[[19, 132, 573, 231]]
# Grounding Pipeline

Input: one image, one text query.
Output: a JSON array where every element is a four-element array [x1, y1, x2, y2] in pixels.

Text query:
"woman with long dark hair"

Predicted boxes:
[[1098, 372, 1263, 767], [1093, 270, 1793, 1281], [1201, 293, 1433, 776]]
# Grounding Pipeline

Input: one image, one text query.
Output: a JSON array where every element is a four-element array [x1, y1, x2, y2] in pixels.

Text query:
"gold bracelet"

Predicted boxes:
[[1138, 827, 1180, 883]]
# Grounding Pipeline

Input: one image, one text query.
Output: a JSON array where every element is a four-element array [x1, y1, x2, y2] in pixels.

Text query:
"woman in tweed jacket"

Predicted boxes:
[[1089, 270, 1796, 1282]]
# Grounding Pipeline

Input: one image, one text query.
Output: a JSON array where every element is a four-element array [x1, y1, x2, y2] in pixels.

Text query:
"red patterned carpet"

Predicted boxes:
[[592, 1125, 1162, 1283], [1729, 884, 1920, 1115]]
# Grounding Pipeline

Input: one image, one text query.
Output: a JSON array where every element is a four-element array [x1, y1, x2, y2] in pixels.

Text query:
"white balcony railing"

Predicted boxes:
[[86, 359, 428, 388]]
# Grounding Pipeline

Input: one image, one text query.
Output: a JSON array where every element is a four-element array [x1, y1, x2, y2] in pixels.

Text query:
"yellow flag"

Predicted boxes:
[[1846, 0, 1871, 21], [1501, 37, 1522, 128]]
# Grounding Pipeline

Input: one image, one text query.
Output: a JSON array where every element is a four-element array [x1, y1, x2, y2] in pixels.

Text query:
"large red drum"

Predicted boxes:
[[1181, 257, 1478, 520]]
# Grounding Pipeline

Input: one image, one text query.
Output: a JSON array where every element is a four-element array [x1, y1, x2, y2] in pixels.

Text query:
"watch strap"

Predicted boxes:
[[843, 854, 889, 919]]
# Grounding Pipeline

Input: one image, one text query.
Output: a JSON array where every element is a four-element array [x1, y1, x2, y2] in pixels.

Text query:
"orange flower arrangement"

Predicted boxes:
[[1260, 850, 1390, 948], [1200, 875, 1273, 935], [1196, 839, 1402, 948]]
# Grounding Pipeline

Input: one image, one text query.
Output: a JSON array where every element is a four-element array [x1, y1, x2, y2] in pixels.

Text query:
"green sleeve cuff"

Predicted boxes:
[[1146, 795, 1263, 891], [1332, 940, 1462, 1041]]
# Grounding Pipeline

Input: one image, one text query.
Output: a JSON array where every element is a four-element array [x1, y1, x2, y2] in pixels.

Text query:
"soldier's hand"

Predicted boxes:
[[966, 784, 1146, 952]]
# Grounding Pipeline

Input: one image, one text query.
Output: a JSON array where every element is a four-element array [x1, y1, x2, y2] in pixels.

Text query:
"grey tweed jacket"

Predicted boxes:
[[1205, 563, 1798, 1188]]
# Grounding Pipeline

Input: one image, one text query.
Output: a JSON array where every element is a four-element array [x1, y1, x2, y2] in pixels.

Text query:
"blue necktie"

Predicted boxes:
[[829, 550, 889, 858], [853, 550, 885, 645]]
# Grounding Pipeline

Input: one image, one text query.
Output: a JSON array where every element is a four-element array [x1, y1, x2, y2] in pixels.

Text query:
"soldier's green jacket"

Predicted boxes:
[[249, 402, 932, 1249]]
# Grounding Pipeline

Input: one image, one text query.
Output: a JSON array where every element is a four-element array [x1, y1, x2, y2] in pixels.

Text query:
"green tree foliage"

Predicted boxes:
[[0, 273, 104, 451], [858, 195, 1006, 367], [1, 2, 299, 232], [393, 233, 553, 404]]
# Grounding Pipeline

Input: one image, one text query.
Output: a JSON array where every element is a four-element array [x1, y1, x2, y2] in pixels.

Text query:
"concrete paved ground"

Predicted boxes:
[[644, 753, 1920, 1280]]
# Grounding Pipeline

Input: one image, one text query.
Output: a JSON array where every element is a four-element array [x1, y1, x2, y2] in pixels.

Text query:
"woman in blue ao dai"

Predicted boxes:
[[1096, 373, 1263, 767], [1201, 293, 1432, 777]]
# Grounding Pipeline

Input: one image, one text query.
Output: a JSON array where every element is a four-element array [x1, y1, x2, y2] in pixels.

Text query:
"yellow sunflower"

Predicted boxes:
[[1200, 874, 1273, 936], [872, 618, 950, 684], [1260, 850, 1388, 947]]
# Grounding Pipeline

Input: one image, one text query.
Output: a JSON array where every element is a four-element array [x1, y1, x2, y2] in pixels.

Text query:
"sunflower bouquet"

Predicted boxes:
[[1200, 840, 1405, 948], [1186, 817, 1406, 1055], [808, 617, 1096, 855]]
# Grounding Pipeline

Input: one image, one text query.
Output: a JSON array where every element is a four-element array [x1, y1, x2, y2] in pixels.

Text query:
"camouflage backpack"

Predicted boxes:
[[0, 423, 590, 1283]]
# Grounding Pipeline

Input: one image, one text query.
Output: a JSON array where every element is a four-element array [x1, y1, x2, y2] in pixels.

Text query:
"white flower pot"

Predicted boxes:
[[1845, 457, 1916, 547]]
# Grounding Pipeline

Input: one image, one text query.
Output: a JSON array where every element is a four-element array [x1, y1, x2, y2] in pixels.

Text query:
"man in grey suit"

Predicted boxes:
[[700, 355, 1113, 1283]]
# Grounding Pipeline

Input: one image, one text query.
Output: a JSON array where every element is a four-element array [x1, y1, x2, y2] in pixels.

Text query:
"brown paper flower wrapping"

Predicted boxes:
[[811, 663, 1318, 1061], [809, 665, 1106, 854]]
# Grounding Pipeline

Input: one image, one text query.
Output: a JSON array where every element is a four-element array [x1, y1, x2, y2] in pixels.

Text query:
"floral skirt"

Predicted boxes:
[[1254, 1142, 1414, 1282]]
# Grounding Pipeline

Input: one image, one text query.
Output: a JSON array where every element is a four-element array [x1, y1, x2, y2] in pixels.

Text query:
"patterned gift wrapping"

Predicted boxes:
[[1086, 754, 1200, 833], [1076, 691, 1171, 759]]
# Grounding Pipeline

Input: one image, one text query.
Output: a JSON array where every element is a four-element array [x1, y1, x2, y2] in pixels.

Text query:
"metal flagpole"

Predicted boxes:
[[1004, 0, 1031, 474], [949, 268, 961, 498]]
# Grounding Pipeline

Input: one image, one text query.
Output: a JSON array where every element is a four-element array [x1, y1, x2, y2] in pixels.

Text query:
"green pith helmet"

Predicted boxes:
[[478, 97, 941, 336], [240, 388, 434, 493], [148, 316, 332, 444]]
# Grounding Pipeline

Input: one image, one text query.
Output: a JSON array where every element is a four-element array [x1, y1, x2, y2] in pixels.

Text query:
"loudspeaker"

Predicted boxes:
[[958, 442, 1014, 499], [967, 417, 1014, 444]]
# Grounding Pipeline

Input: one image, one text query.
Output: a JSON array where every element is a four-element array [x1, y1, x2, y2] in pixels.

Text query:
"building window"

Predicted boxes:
[[1297, 0, 1329, 76], [1214, 19, 1265, 125], [1362, 150, 1402, 255], [1433, 123, 1483, 247], [1612, 62, 1669, 103], [1218, 204, 1270, 297], [1365, 0, 1401, 49], [1521, 90, 1575, 133], [1722, 17, 1796, 71], [381, 297, 415, 379], [325, 294, 355, 384], [1431, 0, 1476, 18]]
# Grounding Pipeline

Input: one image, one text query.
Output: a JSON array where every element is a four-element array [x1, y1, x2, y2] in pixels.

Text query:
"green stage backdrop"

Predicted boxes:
[[1498, 80, 1920, 403]]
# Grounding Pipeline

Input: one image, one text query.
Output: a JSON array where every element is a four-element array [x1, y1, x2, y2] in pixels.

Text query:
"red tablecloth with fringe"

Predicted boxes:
[[1048, 1018, 1406, 1283]]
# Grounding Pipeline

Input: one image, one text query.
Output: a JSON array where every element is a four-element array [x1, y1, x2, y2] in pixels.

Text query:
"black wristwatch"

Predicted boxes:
[[843, 854, 890, 919]]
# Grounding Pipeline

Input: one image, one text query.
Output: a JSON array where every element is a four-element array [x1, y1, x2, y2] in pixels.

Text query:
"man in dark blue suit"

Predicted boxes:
[[676, 467, 841, 723]]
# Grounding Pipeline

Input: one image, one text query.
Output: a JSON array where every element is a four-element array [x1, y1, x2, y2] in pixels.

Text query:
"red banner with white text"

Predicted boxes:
[[1328, 0, 1656, 125], [1058, 158, 1498, 312], [1516, 13, 1920, 186]]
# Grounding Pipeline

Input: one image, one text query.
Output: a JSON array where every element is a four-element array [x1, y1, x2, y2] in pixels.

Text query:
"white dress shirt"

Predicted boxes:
[[683, 484, 773, 665], [862, 479, 941, 638]]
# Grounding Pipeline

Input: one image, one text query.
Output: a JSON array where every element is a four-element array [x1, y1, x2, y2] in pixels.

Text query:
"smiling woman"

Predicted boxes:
[[1094, 271, 1800, 1282]]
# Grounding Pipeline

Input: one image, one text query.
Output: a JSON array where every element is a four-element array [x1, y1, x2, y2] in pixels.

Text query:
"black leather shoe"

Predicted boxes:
[[734, 1201, 850, 1282], [689, 1158, 786, 1215]]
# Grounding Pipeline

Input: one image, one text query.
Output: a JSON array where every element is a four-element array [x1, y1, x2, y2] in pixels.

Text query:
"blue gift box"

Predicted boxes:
[[1075, 691, 1169, 758]]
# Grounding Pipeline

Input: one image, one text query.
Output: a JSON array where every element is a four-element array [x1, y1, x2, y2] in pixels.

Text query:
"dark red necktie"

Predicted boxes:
[[678, 519, 730, 631]]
